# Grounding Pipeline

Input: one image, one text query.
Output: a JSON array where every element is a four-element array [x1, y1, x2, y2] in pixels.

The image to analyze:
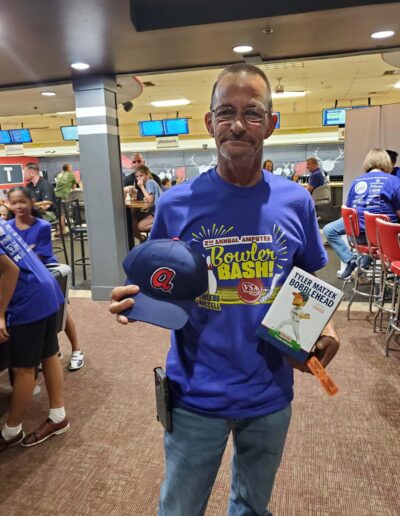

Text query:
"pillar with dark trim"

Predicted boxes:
[[73, 75, 128, 300]]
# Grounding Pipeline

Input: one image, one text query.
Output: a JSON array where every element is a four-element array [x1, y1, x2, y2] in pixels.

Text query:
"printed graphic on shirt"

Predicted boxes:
[[0, 223, 28, 263], [192, 223, 287, 310]]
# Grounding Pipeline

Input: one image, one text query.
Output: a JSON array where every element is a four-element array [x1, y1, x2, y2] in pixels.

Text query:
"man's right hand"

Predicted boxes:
[[109, 285, 140, 325]]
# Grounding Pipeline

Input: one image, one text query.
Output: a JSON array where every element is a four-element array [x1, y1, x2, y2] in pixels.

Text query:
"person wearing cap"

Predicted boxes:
[[110, 63, 339, 516]]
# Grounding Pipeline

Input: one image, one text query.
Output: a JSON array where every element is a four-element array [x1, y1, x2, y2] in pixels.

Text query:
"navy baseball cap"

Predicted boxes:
[[122, 239, 209, 330]]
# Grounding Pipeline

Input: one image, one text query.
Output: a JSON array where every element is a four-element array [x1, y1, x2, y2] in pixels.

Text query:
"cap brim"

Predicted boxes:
[[121, 291, 195, 330]]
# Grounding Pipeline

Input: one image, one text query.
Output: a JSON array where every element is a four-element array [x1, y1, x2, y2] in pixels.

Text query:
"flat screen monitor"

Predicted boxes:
[[273, 112, 280, 129], [138, 120, 165, 137], [322, 108, 350, 127], [9, 128, 32, 144], [163, 118, 189, 136], [0, 130, 11, 145], [61, 125, 79, 141]]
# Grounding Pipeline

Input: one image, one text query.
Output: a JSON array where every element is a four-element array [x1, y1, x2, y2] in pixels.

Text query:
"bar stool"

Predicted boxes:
[[342, 206, 376, 319], [364, 212, 390, 332], [62, 199, 90, 286], [376, 218, 400, 356]]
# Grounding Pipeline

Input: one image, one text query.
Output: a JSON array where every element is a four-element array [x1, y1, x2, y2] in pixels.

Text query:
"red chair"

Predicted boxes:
[[341, 206, 376, 319], [376, 218, 400, 356], [364, 212, 390, 332]]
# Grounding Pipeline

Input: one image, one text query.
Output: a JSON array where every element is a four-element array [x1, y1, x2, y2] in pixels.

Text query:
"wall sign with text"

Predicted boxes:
[[0, 164, 24, 189]]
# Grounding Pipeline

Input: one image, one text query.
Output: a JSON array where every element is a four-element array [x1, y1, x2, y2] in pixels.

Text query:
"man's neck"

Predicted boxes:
[[31, 175, 40, 186], [216, 157, 263, 187]]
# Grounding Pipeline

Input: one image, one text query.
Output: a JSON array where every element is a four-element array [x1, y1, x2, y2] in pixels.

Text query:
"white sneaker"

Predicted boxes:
[[68, 351, 84, 371], [33, 384, 41, 396]]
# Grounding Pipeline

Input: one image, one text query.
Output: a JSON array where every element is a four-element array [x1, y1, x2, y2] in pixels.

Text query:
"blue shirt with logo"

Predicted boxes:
[[346, 170, 400, 231], [0, 219, 63, 326], [9, 218, 58, 265], [308, 168, 325, 189], [150, 168, 328, 418]]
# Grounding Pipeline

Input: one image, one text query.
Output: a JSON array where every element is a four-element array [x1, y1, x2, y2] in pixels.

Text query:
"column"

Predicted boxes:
[[73, 75, 128, 300]]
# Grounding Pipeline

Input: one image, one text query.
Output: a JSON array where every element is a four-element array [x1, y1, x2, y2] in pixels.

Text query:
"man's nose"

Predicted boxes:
[[231, 117, 246, 134]]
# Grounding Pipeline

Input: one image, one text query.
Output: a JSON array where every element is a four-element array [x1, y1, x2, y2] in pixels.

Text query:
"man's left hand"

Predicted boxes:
[[288, 335, 339, 374]]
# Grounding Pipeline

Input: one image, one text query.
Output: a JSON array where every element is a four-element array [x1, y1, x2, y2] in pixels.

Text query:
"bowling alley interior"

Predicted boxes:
[[0, 2, 400, 515]]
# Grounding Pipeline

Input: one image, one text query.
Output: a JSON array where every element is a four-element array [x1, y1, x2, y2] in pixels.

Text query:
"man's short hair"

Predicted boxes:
[[25, 162, 39, 173], [363, 148, 393, 173], [62, 163, 72, 172], [306, 157, 318, 166], [386, 149, 398, 166], [210, 63, 273, 112], [161, 178, 170, 186]]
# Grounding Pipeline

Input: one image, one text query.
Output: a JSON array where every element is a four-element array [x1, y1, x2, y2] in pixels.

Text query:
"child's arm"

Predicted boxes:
[[0, 254, 19, 343]]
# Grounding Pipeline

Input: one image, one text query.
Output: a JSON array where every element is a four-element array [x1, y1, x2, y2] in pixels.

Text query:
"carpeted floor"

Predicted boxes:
[[0, 300, 399, 515]]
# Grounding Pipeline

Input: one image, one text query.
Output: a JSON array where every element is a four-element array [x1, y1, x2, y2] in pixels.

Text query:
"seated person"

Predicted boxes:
[[135, 165, 162, 235], [305, 157, 325, 193], [161, 178, 171, 191], [24, 162, 56, 222], [324, 148, 400, 281]]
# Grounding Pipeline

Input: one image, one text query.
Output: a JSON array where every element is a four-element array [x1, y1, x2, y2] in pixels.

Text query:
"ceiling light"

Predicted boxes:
[[151, 99, 191, 107], [233, 45, 253, 53], [271, 91, 306, 98], [371, 30, 395, 39], [41, 91, 56, 96], [71, 62, 90, 70], [395, 81, 400, 89], [56, 111, 76, 115]]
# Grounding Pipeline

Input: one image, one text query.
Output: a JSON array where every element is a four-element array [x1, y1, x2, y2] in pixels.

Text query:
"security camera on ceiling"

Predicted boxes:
[[122, 101, 133, 112]]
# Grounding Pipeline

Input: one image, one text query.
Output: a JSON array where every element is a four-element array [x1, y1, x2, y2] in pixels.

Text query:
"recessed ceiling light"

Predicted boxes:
[[395, 81, 400, 89], [233, 45, 253, 53], [151, 99, 191, 107], [71, 62, 90, 70], [271, 91, 306, 98], [41, 91, 56, 96], [56, 111, 76, 115], [371, 30, 395, 39]]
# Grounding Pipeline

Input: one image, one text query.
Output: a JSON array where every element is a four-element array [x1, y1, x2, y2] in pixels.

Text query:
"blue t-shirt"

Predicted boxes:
[[0, 219, 63, 326], [346, 170, 400, 231], [308, 168, 325, 189], [150, 168, 328, 418], [391, 166, 400, 180], [9, 218, 58, 265]]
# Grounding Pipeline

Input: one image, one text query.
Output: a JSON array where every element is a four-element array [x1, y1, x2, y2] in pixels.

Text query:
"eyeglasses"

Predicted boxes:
[[212, 107, 269, 124]]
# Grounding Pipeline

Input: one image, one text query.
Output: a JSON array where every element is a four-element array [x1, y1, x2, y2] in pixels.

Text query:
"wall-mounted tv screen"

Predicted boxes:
[[0, 130, 11, 145], [9, 128, 32, 144], [273, 112, 280, 129], [138, 120, 164, 137], [163, 118, 189, 136], [322, 108, 350, 127], [61, 125, 79, 141]]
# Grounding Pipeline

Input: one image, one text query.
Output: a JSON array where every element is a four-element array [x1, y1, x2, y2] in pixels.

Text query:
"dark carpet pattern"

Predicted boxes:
[[0, 301, 399, 515]]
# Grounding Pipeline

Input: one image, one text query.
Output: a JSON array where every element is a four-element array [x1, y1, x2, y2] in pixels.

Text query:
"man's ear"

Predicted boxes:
[[264, 112, 277, 139], [205, 112, 214, 137]]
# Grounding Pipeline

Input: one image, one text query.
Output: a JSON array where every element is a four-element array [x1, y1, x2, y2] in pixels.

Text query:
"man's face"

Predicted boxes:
[[131, 154, 144, 172], [205, 73, 275, 163], [23, 167, 34, 183], [307, 160, 318, 173]]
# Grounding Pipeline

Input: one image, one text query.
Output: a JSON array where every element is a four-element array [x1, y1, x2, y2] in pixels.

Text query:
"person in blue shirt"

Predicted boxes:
[[110, 64, 339, 516], [305, 157, 325, 193], [324, 148, 400, 281], [387, 149, 400, 179], [0, 217, 68, 451], [7, 186, 85, 371]]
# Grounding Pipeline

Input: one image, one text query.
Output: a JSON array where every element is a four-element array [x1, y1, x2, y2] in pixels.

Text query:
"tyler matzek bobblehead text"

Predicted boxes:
[[288, 271, 338, 308]]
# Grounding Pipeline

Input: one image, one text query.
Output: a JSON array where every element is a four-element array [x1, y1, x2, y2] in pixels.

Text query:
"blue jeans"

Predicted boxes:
[[323, 217, 354, 264], [158, 405, 292, 516]]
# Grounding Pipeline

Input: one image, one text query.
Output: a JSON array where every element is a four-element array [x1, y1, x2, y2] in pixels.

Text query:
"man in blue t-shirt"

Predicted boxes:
[[305, 157, 325, 193], [110, 64, 339, 515], [0, 219, 69, 451]]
